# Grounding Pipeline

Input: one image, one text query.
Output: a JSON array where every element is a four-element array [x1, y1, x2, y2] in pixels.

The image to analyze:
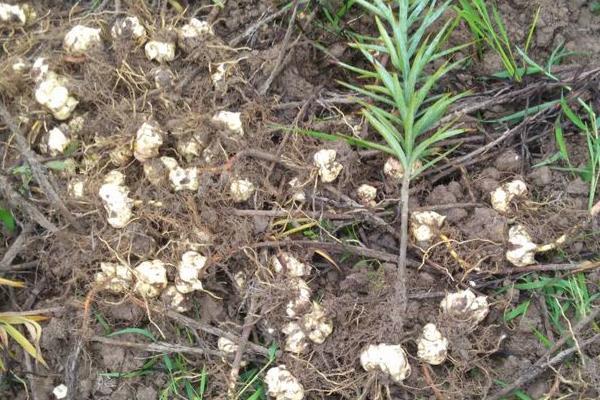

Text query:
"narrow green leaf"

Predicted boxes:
[[199, 366, 207, 397], [246, 386, 265, 400], [554, 116, 570, 164], [363, 109, 408, 166], [488, 99, 559, 124], [504, 300, 531, 322], [268, 343, 278, 361], [294, 128, 396, 156], [413, 93, 467, 136], [0, 208, 16, 233], [108, 327, 156, 342], [524, 6, 541, 53], [337, 81, 396, 107], [561, 98, 588, 132], [532, 328, 553, 349]]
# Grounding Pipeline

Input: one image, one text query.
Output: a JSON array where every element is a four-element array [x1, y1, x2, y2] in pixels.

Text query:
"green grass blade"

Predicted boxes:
[[108, 327, 156, 342], [294, 127, 396, 156], [488, 99, 559, 124], [504, 300, 531, 322], [374, 16, 401, 70], [554, 116, 571, 165], [524, 6, 541, 53], [561, 98, 588, 132], [199, 366, 207, 398], [0, 208, 16, 233]]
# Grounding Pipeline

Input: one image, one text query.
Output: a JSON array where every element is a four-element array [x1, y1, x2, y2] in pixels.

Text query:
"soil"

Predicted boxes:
[[1, 1, 600, 399]]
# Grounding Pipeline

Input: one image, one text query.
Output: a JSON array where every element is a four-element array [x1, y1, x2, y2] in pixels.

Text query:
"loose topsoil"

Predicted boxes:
[[2, 1, 600, 399]]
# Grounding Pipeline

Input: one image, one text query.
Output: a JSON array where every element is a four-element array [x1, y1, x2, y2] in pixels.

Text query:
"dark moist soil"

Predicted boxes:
[[1, 1, 600, 399]]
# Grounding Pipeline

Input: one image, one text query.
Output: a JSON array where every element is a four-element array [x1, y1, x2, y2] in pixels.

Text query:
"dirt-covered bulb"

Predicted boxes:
[[265, 366, 304, 400], [357, 184, 377, 206], [46, 127, 70, 156], [212, 111, 244, 136], [440, 289, 489, 325], [360, 343, 411, 383], [177, 18, 213, 52], [282, 321, 308, 354], [410, 211, 446, 244], [134, 122, 164, 162], [0, 3, 35, 25], [161, 285, 189, 312], [506, 224, 538, 266], [285, 278, 312, 318], [111, 16, 146, 42], [301, 302, 333, 344], [313, 149, 343, 183], [98, 171, 133, 228], [145, 40, 176, 62], [133, 260, 168, 298], [230, 179, 256, 202], [417, 323, 448, 365], [160, 157, 200, 192], [63, 25, 102, 55], [271, 253, 311, 278], [94, 262, 133, 293], [35, 72, 78, 120], [175, 251, 207, 293], [490, 179, 527, 213]]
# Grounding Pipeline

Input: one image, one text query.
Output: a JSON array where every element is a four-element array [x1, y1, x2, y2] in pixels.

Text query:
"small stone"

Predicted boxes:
[[494, 150, 521, 172]]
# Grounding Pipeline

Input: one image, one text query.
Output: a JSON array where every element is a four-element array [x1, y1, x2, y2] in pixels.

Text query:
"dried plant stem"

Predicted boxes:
[[392, 173, 411, 332]]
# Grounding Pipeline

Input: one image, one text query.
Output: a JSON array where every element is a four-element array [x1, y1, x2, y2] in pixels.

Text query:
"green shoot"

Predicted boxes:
[[515, 43, 599, 208], [558, 98, 600, 209], [491, 41, 573, 80], [457, 0, 540, 82], [318, 0, 358, 34]]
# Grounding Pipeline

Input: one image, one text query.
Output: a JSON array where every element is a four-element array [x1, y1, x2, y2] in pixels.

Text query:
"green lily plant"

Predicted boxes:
[[302, 0, 469, 314]]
